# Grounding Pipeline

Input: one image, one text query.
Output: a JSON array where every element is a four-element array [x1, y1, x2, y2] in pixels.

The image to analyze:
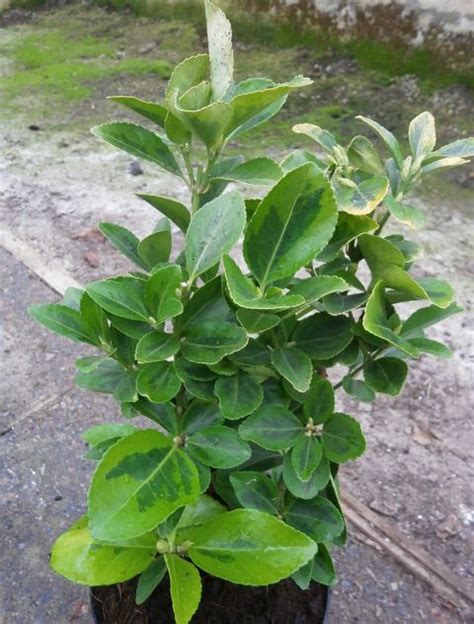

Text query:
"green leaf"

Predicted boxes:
[[28, 304, 97, 345], [83, 423, 137, 447], [137, 231, 171, 267], [214, 371, 263, 420], [137, 362, 181, 403], [229, 339, 270, 368], [182, 322, 248, 365], [229, 471, 279, 514], [342, 376, 375, 402], [322, 413, 366, 463], [187, 509, 317, 585], [401, 302, 462, 336], [244, 164, 337, 288], [133, 398, 178, 433], [323, 292, 368, 315], [187, 425, 251, 468], [415, 277, 454, 309], [347, 135, 384, 174], [311, 544, 337, 586], [109, 95, 168, 127], [135, 331, 180, 363], [317, 212, 378, 263], [383, 195, 425, 229], [215, 157, 282, 186], [87, 277, 149, 322], [136, 557, 167, 605], [334, 175, 389, 215], [227, 76, 312, 139], [176, 495, 226, 536], [186, 191, 246, 281], [171, 92, 232, 147], [51, 517, 155, 585], [356, 115, 403, 167], [166, 54, 209, 100], [91, 122, 181, 177], [181, 401, 223, 435], [223, 255, 304, 310], [138, 194, 190, 233], [291, 560, 313, 590], [239, 405, 303, 451], [283, 453, 330, 500], [165, 555, 201, 624], [285, 497, 344, 542], [62, 286, 83, 310], [236, 309, 280, 333], [204, 0, 233, 100], [181, 276, 232, 330], [409, 111, 436, 162], [364, 357, 408, 396], [291, 436, 323, 482], [293, 123, 337, 151], [99, 222, 149, 270], [290, 275, 348, 305], [145, 265, 183, 324], [88, 429, 200, 540], [76, 359, 138, 402], [271, 346, 313, 393], [407, 337, 452, 358], [435, 137, 474, 159], [293, 313, 353, 360], [363, 281, 419, 357]]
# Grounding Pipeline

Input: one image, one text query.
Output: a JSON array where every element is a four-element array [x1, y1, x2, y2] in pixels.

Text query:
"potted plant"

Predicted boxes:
[[29, 1, 473, 622]]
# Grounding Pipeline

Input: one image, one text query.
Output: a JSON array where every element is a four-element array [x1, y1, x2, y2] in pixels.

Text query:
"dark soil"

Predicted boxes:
[[91, 574, 328, 624]]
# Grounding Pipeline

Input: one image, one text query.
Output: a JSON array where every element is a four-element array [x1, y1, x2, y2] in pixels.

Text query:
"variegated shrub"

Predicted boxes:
[[30, 1, 473, 622]]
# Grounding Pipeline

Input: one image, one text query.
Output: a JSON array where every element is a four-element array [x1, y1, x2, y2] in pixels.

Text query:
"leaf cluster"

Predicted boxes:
[[29, 2, 472, 622]]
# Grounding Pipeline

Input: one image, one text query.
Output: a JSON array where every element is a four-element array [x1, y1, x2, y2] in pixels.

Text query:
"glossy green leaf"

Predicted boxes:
[[109, 95, 168, 127], [131, 398, 178, 433], [181, 276, 232, 330], [285, 496, 344, 542], [364, 357, 408, 396], [323, 292, 368, 315], [335, 175, 389, 215], [145, 265, 183, 324], [401, 302, 462, 336], [135, 331, 180, 363], [187, 425, 251, 468], [136, 557, 167, 605], [99, 222, 149, 270], [186, 191, 246, 281], [171, 91, 232, 147], [293, 313, 353, 360], [290, 275, 348, 305], [166, 54, 209, 100], [383, 195, 425, 229], [293, 122, 337, 151], [181, 401, 223, 435], [347, 135, 384, 174], [407, 337, 452, 358], [311, 544, 337, 586], [187, 509, 317, 585], [182, 321, 247, 365], [86, 277, 148, 321], [356, 115, 403, 167], [415, 277, 454, 309], [283, 453, 330, 500], [229, 471, 279, 514], [88, 429, 200, 540], [291, 560, 313, 590], [216, 157, 282, 186], [138, 194, 190, 233], [51, 517, 156, 586], [28, 304, 97, 345], [83, 423, 137, 447], [363, 281, 419, 357], [176, 495, 226, 536], [137, 231, 171, 267], [409, 111, 436, 162], [91, 122, 181, 177], [137, 362, 181, 403], [317, 212, 378, 262], [291, 436, 323, 482], [62, 286, 83, 310], [165, 554, 202, 624], [76, 359, 138, 402], [342, 376, 375, 402], [229, 339, 271, 368], [236, 309, 280, 333], [223, 255, 304, 310], [214, 370, 263, 420], [322, 413, 366, 463], [239, 405, 303, 451], [244, 164, 337, 288], [271, 346, 313, 393]]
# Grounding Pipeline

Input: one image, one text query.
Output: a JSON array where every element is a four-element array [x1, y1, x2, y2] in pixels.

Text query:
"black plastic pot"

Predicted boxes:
[[90, 582, 331, 623]]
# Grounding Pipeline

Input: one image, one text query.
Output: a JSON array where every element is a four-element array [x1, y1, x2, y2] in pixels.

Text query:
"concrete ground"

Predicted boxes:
[[1, 4, 473, 623]]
